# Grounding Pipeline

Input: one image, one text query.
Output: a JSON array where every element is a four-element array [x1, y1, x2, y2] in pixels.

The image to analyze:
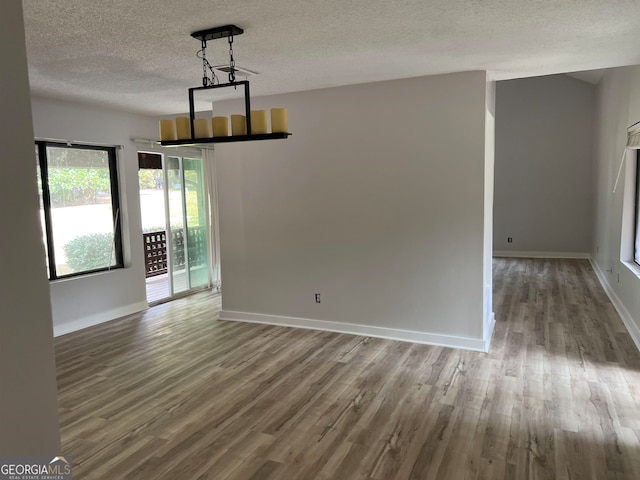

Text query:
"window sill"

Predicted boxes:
[[622, 260, 640, 280], [50, 266, 124, 284]]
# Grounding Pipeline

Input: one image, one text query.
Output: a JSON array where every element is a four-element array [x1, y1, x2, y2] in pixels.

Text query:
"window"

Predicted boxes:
[[36, 141, 123, 279], [635, 150, 640, 265]]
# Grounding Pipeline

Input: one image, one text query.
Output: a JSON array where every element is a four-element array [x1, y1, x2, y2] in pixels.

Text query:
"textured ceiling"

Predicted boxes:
[[22, 0, 640, 115]]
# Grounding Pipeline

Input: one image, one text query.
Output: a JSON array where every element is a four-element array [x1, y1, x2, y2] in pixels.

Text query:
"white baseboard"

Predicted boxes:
[[219, 310, 493, 352], [483, 312, 496, 352], [590, 259, 640, 352], [53, 301, 148, 337], [493, 250, 590, 259]]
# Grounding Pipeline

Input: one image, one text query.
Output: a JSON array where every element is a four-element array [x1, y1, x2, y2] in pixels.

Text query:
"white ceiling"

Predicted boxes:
[[22, 0, 640, 115]]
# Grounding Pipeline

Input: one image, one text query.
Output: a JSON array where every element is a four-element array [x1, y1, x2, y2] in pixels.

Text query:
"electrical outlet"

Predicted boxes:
[[507, 237, 513, 243], [315, 293, 321, 303]]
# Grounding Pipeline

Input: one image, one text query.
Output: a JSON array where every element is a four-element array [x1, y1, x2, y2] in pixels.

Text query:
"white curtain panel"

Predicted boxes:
[[203, 148, 221, 290]]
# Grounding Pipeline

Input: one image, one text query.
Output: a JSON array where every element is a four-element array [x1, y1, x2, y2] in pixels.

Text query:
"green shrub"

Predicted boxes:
[[63, 233, 115, 272]]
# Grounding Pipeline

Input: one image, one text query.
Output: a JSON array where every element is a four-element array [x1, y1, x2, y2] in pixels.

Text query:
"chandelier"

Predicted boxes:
[[159, 25, 291, 146]]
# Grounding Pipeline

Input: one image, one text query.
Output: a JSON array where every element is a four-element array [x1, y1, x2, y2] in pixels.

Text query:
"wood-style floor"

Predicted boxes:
[[55, 258, 640, 479]]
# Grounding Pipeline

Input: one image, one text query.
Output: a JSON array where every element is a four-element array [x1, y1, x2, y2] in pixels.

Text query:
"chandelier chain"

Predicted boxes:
[[201, 40, 208, 86], [228, 35, 236, 83], [197, 40, 218, 87]]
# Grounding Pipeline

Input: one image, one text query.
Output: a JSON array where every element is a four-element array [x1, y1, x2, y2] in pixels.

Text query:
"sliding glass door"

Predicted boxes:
[[140, 152, 209, 303], [166, 156, 209, 294], [183, 158, 209, 289], [166, 157, 188, 294]]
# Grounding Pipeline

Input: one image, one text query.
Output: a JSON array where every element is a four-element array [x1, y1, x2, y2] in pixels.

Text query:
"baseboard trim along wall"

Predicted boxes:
[[493, 250, 590, 259], [53, 301, 148, 337], [219, 310, 494, 352], [590, 260, 640, 351], [484, 312, 496, 352]]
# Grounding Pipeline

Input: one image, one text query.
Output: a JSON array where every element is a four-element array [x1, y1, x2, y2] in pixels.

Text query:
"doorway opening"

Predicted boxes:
[[138, 152, 210, 304]]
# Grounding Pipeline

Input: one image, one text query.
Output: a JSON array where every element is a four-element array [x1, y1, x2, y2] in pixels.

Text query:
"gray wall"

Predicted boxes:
[[494, 75, 596, 255], [0, 0, 60, 454], [31, 97, 158, 335], [591, 66, 640, 347], [213, 71, 495, 350]]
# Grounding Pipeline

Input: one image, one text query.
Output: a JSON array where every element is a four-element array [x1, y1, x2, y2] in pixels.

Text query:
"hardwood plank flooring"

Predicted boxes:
[[55, 258, 640, 479]]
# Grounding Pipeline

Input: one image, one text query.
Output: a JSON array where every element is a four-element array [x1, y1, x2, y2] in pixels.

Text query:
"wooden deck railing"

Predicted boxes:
[[143, 227, 208, 278], [143, 231, 168, 277]]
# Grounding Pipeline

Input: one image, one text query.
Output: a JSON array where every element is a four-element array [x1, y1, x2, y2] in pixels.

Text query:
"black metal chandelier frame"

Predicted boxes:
[[160, 25, 291, 146]]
